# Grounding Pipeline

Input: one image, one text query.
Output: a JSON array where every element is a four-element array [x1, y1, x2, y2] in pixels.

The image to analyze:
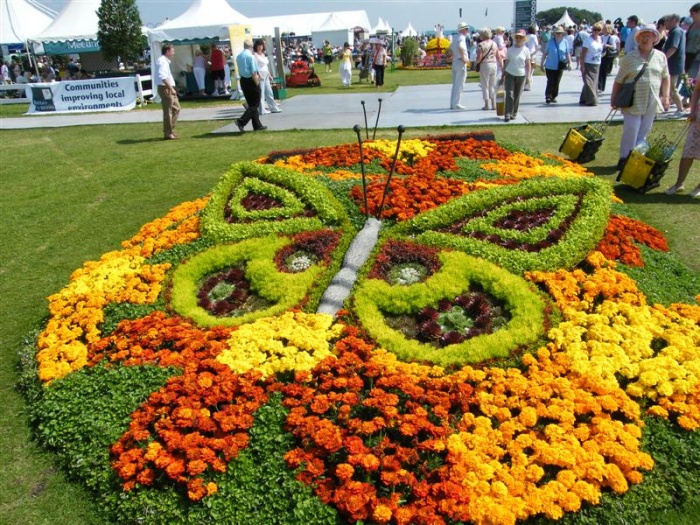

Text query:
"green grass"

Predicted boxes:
[[1, 116, 698, 525]]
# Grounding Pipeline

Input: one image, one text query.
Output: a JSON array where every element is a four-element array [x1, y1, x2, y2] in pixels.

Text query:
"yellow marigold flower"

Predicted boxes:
[[217, 312, 343, 378], [144, 442, 163, 461], [603, 463, 628, 493], [364, 138, 435, 164], [37, 252, 170, 383], [480, 152, 590, 180], [272, 155, 321, 174]]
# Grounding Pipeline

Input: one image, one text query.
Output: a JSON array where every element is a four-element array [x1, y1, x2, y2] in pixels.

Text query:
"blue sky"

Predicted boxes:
[[42, 1, 694, 33]]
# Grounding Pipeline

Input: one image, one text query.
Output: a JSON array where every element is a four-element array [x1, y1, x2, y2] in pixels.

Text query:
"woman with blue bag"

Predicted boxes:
[[540, 26, 571, 104]]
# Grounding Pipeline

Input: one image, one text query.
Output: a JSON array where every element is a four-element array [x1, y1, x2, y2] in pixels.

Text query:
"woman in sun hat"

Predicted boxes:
[[611, 24, 670, 170], [540, 25, 571, 104], [502, 29, 531, 122], [579, 22, 605, 106]]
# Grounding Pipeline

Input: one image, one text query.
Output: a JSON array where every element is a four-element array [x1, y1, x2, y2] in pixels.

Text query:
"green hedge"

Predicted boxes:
[[201, 162, 350, 243], [353, 250, 546, 367], [396, 176, 612, 274]]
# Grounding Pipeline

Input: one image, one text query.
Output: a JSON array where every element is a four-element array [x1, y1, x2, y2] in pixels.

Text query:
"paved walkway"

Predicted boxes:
[[0, 69, 633, 132]]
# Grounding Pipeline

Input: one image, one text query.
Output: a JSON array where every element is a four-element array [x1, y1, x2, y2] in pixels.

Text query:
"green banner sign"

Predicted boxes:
[[32, 39, 101, 55]]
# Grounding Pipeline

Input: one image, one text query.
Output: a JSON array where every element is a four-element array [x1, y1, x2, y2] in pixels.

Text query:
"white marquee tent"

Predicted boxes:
[[153, 0, 251, 40], [0, 0, 55, 46], [29, 0, 100, 54], [554, 10, 577, 29], [250, 10, 370, 38], [372, 17, 392, 35], [311, 13, 354, 48], [401, 23, 418, 37]]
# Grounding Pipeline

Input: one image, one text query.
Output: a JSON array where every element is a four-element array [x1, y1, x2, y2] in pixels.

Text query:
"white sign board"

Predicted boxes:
[[25, 77, 137, 114]]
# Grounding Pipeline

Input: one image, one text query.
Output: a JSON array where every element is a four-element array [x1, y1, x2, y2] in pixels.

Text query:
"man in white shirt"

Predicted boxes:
[[155, 44, 180, 140], [450, 22, 470, 109]]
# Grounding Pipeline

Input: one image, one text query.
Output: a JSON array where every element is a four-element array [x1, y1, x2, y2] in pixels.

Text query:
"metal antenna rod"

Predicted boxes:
[[353, 124, 370, 218], [360, 100, 369, 139], [372, 98, 383, 140], [377, 125, 405, 218]]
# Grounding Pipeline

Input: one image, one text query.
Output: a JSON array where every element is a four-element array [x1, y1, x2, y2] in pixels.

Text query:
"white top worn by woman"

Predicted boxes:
[[254, 52, 271, 80], [193, 54, 207, 69], [526, 34, 538, 57], [505, 46, 531, 76], [606, 34, 620, 55], [583, 36, 604, 65]]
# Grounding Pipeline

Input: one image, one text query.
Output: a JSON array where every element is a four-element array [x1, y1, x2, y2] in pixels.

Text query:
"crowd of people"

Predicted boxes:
[[444, 4, 699, 198], [3, 6, 699, 196], [0, 55, 99, 91]]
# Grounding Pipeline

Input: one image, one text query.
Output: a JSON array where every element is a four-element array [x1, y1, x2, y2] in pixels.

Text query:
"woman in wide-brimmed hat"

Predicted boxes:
[[540, 26, 571, 104], [611, 24, 670, 169], [502, 29, 531, 122]]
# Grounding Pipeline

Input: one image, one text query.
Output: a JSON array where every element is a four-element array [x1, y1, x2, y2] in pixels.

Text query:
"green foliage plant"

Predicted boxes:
[[201, 162, 349, 243], [398, 176, 612, 274], [169, 237, 324, 327], [460, 194, 579, 243], [353, 250, 546, 367], [29, 364, 175, 494], [399, 36, 421, 67], [619, 244, 700, 306]]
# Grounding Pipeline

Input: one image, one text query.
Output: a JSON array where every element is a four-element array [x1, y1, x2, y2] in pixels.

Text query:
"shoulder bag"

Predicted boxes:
[[614, 57, 649, 108], [475, 43, 495, 73]]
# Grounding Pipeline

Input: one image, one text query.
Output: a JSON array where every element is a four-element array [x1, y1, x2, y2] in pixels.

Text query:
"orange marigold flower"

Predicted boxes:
[[372, 503, 393, 524]]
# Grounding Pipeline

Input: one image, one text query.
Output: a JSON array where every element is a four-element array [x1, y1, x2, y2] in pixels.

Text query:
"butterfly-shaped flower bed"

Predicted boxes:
[[21, 131, 700, 525]]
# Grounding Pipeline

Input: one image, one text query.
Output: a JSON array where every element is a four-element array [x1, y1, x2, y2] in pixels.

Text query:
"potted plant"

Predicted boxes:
[[559, 121, 606, 163], [617, 133, 678, 193]]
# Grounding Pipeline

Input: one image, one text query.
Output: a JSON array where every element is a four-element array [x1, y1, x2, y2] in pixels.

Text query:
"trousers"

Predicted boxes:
[[619, 92, 659, 158], [157, 84, 180, 137], [450, 64, 466, 107], [239, 76, 264, 129], [504, 73, 525, 116]]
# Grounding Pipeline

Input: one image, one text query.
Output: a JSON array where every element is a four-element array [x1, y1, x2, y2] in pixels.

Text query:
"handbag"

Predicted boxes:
[[614, 59, 649, 108], [475, 43, 495, 73]]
